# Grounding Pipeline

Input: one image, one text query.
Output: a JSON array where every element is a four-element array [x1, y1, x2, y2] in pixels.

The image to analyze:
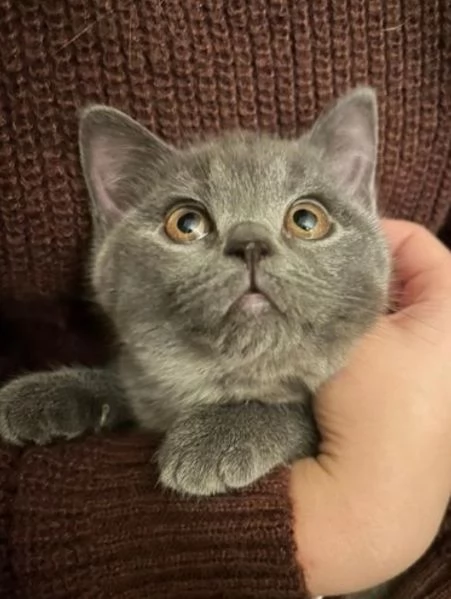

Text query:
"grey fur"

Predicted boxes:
[[0, 87, 392, 598], [158, 401, 318, 495], [0, 88, 389, 496], [0, 368, 129, 444]]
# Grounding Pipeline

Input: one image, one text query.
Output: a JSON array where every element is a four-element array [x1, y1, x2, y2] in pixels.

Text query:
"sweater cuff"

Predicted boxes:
[[0, 432, 308, 598]]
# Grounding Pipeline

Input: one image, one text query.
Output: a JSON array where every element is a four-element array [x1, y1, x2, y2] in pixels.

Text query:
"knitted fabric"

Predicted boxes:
[[0, 0, 450, 301], [0, 435, 302, 599], [0, 1, 450, 598]]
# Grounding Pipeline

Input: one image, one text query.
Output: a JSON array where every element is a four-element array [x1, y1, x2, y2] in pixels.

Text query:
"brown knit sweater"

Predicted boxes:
[[0, 1, 450, 598]]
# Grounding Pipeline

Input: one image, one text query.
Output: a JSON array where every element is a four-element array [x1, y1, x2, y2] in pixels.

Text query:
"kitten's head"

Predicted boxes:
[[79, 88, 390, 389]]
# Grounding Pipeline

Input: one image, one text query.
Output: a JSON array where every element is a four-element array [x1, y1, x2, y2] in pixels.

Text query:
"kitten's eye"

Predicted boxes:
[[164, 206, 211, 243], [285, 200, 331, 240]]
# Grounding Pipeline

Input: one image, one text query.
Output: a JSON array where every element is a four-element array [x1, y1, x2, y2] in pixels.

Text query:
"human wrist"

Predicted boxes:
[[289, 454, 447, 597]]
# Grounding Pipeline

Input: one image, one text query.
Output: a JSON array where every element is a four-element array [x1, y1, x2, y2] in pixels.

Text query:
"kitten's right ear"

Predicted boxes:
[[307, 87, 378, 211], [79, 106, 176, 231]]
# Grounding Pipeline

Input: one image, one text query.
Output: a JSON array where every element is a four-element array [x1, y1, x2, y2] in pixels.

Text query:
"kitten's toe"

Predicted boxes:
[[157, 439, 228, 496], [218, 447, 273, 490], [157, 431, 278, 496], [158, 444, 276, 496], [159, 460, 228, 496]]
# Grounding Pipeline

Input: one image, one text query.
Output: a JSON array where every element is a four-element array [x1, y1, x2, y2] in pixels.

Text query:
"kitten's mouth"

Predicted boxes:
[[226, 268, 281, 317], [235, 290, 271, 312], [230, 279, 280, 315]]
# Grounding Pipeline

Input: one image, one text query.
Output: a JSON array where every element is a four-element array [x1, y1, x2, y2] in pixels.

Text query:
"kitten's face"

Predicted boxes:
[[80, 89, 390, 387]]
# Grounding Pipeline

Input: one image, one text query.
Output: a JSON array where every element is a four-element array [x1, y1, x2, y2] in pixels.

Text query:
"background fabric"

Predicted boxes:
[[0, 1, 450, 598], [0, 0, 450, 303]]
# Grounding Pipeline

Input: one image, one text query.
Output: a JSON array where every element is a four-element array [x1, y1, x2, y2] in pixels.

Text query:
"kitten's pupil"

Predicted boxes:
[[177, 212, 200, 234], [293, 209, 317, 231]]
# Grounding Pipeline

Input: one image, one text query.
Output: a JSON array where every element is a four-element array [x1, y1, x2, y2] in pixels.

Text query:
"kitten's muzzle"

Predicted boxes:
[[224, 222, 274, 266], [223, 222, 281, 311], [225, 241, 270, 292]]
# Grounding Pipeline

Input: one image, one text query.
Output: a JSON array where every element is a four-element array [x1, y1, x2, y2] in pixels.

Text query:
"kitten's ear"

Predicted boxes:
[[308, 87, 378, 210], [79, 106, 176, 231]]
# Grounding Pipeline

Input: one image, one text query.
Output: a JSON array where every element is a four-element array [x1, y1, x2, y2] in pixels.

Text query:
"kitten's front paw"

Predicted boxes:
[[0, 372, 108, 445], [158, 409, 288, 496], [158, 433, 275, 496]]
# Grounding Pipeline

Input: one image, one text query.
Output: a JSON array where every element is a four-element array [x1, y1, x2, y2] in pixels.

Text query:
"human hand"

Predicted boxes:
[[290, 220, 451, 597]]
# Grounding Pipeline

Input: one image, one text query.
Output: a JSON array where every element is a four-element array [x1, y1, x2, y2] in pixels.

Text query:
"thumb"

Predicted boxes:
[[383, 220, 451, 341]]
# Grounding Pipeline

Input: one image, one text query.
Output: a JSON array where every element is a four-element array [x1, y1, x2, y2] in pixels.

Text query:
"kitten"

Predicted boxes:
[[0, 87, 389, 491], [0, 87, 391, 598]]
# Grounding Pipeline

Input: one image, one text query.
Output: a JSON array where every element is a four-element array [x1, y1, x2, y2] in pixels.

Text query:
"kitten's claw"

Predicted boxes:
[[99, 403, 110, 429]]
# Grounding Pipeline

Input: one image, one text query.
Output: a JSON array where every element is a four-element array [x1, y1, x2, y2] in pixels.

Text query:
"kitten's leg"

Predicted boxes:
[[158, 401, 318, 496], [0, 367, 130, 445]]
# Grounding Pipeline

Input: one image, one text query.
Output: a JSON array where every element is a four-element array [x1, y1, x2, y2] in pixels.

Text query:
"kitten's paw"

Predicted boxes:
[[158, 418, 283, 496], [0, 372, 108, 445]]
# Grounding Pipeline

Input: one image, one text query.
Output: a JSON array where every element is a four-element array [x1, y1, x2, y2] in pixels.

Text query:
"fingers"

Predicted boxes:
[[382, 219, 451, 306]]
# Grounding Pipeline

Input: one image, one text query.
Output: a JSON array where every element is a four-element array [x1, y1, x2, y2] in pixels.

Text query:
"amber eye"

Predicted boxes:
[[164, 206, 211, 243], [284, 200, 332, 240]]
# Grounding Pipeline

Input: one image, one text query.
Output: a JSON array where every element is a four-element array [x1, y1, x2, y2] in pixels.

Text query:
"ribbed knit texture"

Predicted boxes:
[[0, 1, 451, 598], [0, 435, 302, 599], [0, 0, 450, 301]]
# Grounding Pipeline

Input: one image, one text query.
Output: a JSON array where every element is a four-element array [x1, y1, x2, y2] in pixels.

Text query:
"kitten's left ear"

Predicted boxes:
[[79, 106, 177, 233], [308, 87, 378, 211]]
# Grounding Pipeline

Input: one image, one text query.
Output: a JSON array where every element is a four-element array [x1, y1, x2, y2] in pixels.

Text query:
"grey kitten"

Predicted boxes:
[[0, 87, 389, 492], [0, 87, 392, 598], [0, 88, 389, 486]]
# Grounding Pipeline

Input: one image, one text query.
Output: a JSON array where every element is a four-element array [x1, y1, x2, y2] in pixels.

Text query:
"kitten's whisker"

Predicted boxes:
[[170, 271, 219, 305], [282, 269, 376, 300], [294, 286, 382, 312], [276, 274, 374, 305]]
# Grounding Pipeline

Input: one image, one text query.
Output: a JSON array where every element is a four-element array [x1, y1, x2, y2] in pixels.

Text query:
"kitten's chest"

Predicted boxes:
[[176, 348, 309, 406], [125, 346, 309, 430], [217, 365, 306, 404]]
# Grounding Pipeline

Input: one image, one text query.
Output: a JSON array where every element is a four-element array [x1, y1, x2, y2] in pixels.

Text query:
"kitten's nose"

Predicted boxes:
[[224, 222, 275, 263], [226, 239, 271, 265]]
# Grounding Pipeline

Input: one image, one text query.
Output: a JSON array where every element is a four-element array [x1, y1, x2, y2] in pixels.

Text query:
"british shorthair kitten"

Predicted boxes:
[[0, 88, 391, 598]]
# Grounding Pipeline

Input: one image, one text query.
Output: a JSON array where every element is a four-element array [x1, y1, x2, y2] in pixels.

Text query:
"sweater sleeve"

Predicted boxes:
[[389, 503, 451, 599], [0, 432, 308, 599]]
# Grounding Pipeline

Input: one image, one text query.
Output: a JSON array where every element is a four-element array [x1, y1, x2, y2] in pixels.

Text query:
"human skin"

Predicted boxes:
[[290, 220, 451, 596]]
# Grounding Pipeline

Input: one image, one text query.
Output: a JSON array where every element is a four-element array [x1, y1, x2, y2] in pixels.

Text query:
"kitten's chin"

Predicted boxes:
[[214, 292, 287, 359]]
